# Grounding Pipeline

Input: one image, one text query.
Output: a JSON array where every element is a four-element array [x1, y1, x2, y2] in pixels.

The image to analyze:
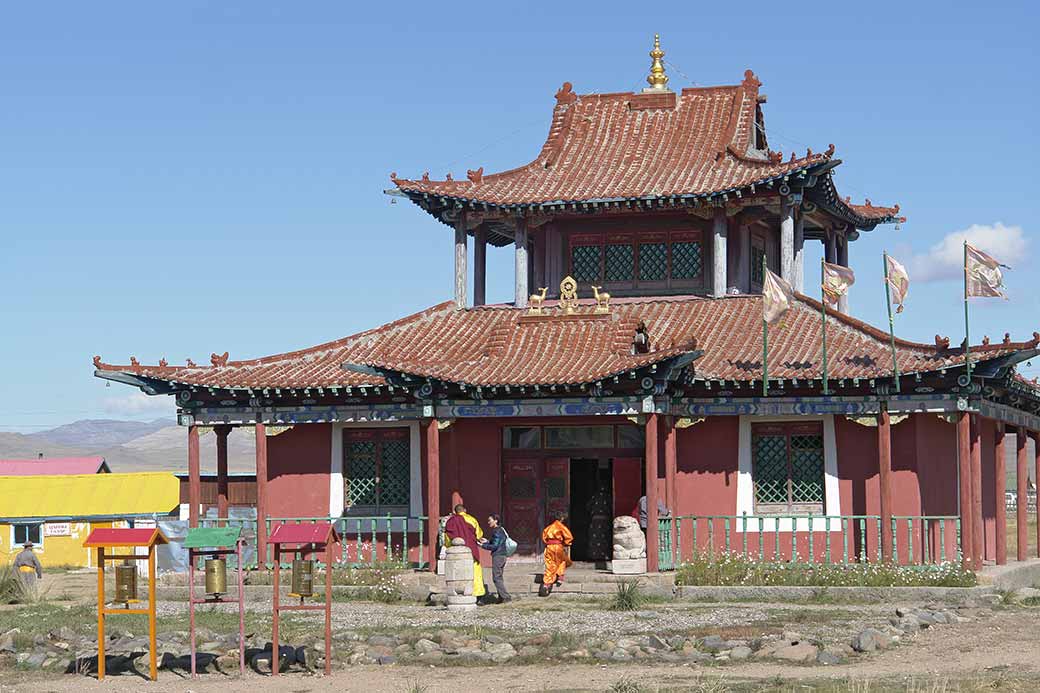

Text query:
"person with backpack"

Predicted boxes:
[[479, 513, 516, 603]]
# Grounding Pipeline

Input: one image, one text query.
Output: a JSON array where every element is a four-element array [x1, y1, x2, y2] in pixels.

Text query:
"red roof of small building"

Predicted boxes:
[[83, 527, 168, 547], [392, 72, 902, 227], [268, 522, 337, 546], [0, 456, 109, 476], [93, 297, 1037, 389]]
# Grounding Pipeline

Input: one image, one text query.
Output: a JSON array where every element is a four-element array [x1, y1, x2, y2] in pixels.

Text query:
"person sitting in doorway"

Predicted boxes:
[[539, 511, 573, 597], [478, 514, 512, 604], [444, 504, 488, 604]]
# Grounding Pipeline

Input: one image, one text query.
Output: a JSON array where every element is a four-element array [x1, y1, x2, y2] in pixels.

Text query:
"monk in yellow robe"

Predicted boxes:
[[539, 511, 573, 596], [444, 504, 487, 599]]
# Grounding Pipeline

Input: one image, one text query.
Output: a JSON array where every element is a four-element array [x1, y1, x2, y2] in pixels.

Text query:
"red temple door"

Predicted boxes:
[[503, 459, 541, 555], [613, 457, 642, 518], [543, 458, 570, 523]]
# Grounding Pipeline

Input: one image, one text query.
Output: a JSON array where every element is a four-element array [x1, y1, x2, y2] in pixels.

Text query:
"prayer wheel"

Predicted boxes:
[[114, 560, 138, 603], [204, 558, 227, 596], [289, 559, 314, 598]]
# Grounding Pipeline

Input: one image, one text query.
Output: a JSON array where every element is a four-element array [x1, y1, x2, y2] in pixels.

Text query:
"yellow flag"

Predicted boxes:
[[822, 262, 855, 306], [965, 243, 1008, 299], [762, 268, 794, 325]]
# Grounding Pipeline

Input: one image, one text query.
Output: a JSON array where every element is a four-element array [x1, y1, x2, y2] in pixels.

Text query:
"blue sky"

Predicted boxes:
[[1, 1, 1036, 430]]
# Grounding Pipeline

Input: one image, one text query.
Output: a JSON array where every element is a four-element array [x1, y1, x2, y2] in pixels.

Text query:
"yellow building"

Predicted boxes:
[[0, 471, 180, 568]]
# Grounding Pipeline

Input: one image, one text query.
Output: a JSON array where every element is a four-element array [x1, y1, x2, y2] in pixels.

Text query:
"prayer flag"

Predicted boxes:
[[885, 255, 910, 313], [965, 243, 1009, 299], [762, 268, 794, 325], [821, 262, 856, 306]]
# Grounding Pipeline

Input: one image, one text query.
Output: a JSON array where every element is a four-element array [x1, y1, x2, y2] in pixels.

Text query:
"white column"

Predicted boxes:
[[793, 210, 805, 293], [712, 207, 727, 298], [454, 223, 468, 309], [474, 226, 487, 307], [837, 234, 849, 314], [514, 219, 529, 308], [780, 201, 794, 284]]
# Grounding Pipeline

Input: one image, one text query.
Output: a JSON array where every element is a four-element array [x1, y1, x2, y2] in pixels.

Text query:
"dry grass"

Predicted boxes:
[[1004, 514, 1038, 559]]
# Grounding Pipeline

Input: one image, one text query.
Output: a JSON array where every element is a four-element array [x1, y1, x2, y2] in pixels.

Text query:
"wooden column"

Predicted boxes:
[[645, 413, 660, 573], [878, 405, 893, 563], [970, 415, 983, 569], [664, 416, 678, 516], [454, 223, 468, 309], [994, 425, 1007, 564], [255, 423, 269, 568], [473, 226, 487, 306], [780, 201, 794, 284], [423, 419, 441, 573], [957, 412, 973, 568], [514, 219, 529, 308], [737, 223, 751, 293], [188, 425, 201, 528], [1016, 426, 1029, 561], [215, 424, 231, 522], [837, 236, 849, 314], [712, 207, 727, 297], [824, 232, 837, 265], [1035, 431, 1040, 558], [793, 211, 805, 293]]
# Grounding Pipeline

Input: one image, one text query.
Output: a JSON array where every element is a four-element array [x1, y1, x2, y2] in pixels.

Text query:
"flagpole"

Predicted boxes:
[[762, 255, 769, 397], [963, 241, 972, 379], [883, 252, 901, 394], [821, 258, 830, 395]]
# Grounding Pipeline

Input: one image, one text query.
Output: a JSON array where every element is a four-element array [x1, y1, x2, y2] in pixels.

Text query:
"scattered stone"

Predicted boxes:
[[417, 651, 444, 663], [771, 642, 818, 662], [414, 638, 440, 655], [563, 648, 590, 658], [484, 635, 505, 645], [851, 628, 890, 653], [666, 635, 686, 650], [977, 593, 1003, 607], [486, 643, 516, 663], [0, 629, 18, 654], [610, 649, 632, 662], [817, 651, 842, 665], [518, 645, 541, 657], [367, 634, 397, 647], [781, 630, 804, 644], [643, 634, 670, 650], [376, 654, 396, 665], [524, 633, 552, 647], [699, 634, 728, 652], [730, 646, 752, 660]]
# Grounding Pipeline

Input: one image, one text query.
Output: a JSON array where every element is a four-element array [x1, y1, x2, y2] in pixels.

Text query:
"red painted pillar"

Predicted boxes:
[[877, 406, 893, 563], [215, 425, 231, 523], [188, 425, 201, 528], [970, 415, 983, 570], [645, 413, 660, 573], [664, 416, 678, 516], [994, 425, 1007, 565], [1016, 426, 1028, 561], [255, 423, 269, 567], [423, 419, 441, 573], [957, 412, 973, 569], [1034, 431, 1040, 559]]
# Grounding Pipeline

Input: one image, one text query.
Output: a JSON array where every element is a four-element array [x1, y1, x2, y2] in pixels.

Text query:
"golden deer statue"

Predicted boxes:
[[591, 285, 611, 313], [528, 287, 548, 315]]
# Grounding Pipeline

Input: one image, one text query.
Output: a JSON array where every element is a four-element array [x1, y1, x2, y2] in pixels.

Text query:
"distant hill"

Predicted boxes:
[[0, 419, 255, 474], [29, 418, 171, 448]]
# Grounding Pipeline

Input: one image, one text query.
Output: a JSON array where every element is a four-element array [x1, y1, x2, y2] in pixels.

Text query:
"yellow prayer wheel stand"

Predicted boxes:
[[83, 527, 169, 681]]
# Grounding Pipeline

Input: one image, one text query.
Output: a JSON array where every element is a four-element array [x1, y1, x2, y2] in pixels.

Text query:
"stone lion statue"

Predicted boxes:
[[612, 515, 646, 560]]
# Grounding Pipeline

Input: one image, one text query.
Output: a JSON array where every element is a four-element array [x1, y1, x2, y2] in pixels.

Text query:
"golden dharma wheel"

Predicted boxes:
[[204, 558, 227, 596], [289, 559, 314, 598], [114, 560, 138, 604]]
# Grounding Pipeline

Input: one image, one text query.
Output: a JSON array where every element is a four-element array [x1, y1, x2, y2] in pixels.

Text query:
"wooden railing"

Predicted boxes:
[[658, 513, 961, 568]]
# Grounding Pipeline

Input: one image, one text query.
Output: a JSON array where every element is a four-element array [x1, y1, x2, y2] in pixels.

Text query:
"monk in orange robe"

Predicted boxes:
[[539, 511, 573, 596]]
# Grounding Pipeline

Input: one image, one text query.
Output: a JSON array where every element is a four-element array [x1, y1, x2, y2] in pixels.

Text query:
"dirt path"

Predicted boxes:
[[3, 610, 1037, 692]]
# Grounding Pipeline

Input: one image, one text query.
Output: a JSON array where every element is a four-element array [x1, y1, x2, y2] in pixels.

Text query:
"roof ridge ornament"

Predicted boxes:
[[643, 34, 670, 93]]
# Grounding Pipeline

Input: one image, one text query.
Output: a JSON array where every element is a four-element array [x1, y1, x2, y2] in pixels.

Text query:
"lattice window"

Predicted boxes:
[[605, 243, 634, 282], [752, 423, 825, 513], [508, 477, 536, 498], [544, 477, 567, 499], [571, 245, 601, 283], [672, 241, 703, 279], [344, 430, 410, 512], [751, 245, 766, 285], [639, 243, 668, 281]]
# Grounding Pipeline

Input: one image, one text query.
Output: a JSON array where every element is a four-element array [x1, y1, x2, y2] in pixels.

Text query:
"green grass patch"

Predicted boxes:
[[674, 552, 977, 587]]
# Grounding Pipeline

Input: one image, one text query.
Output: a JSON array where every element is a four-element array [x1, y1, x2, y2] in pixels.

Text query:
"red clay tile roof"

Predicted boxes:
[[94, 297, 1037, 390], [391, 72, 901, 225]]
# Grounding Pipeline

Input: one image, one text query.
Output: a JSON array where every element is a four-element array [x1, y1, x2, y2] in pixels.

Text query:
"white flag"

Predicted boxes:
[[822, 262, 856, 307], [763, 268, 795, 325], [965, 243, 1009, 299], [885, 255, 910, 313]]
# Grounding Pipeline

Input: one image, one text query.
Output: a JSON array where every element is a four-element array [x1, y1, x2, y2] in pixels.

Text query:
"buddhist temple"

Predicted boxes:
[[95, 37, 1040, 572]]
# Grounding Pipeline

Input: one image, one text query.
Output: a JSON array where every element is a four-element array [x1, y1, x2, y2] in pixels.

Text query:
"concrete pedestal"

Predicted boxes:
[[611, 558, 647, 575], [446, 595, 477, 612]]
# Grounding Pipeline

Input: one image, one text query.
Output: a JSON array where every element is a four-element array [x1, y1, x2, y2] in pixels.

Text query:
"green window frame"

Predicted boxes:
[[343, 429, 411, 514], [752, 422, 825, 514]]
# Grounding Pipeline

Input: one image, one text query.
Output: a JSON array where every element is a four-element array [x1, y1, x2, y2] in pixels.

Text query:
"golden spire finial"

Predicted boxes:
[[645, 33, 669, 91]]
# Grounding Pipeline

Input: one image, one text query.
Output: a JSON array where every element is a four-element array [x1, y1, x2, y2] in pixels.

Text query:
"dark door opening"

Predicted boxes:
[[569, 458, 613, 563]]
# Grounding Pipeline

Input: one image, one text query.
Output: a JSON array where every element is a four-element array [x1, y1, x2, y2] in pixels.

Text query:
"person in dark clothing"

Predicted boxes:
[[479, 514, 512, 603]]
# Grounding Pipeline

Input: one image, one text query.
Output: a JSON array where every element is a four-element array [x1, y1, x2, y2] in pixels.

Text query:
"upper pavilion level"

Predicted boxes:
[[391, 36, 904, 312]]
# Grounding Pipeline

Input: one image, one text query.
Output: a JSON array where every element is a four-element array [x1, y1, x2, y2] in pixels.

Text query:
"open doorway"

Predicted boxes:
[[569, 458, 612, 563]]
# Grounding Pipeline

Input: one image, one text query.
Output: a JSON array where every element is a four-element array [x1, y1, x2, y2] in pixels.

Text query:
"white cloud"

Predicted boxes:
[[908, 223, 1027, 282], [102, 390, 171, 416]]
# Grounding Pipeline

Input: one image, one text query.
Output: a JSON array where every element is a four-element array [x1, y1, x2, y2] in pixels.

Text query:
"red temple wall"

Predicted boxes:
[[265, 423, 332, 518]]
